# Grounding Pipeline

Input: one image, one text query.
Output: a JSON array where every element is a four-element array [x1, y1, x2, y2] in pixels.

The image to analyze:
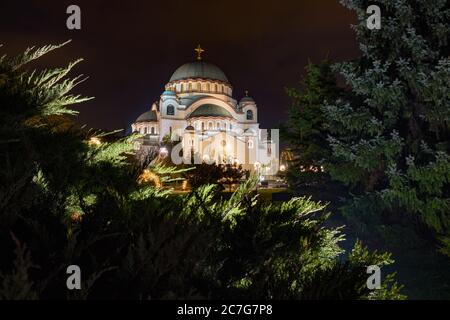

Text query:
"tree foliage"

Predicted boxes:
[[283, 60, 343, 187], [322, 0, 450, 254], [0, 42, 404, 299]]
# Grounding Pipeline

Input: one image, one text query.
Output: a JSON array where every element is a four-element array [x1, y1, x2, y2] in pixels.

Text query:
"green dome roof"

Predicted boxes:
[[188, 104, 233, 118], [136, 110, 158, 122], [240, 96, 254, 103], [169, 61, 229, 83], [162, 90, 176, 96]]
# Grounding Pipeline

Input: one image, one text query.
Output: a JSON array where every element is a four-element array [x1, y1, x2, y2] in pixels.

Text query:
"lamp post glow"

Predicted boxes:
[[159, 147, 168, 158], [88, 137, 101, 146]]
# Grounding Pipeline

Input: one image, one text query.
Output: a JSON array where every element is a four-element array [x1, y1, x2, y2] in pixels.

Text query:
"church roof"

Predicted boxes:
[[135, 110, 158, 122], [162, 90, 176, 96], [169, 61, 229, 83], [188, 104, 233, 118], [240, 96, 254, 103]]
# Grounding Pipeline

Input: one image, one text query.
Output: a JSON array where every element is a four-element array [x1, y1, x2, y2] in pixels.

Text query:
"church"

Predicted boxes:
[[131, 46, 279, 175]]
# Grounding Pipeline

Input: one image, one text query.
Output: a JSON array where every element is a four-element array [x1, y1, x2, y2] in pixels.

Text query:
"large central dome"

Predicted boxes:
[[169, 61, 229, 83]]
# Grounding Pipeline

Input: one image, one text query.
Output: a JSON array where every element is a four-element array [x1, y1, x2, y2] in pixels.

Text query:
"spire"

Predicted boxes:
[[194, 44, 205, 61]]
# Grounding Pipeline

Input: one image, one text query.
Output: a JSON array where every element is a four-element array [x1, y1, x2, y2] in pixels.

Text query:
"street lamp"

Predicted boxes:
[[159, 147, 168, 158]]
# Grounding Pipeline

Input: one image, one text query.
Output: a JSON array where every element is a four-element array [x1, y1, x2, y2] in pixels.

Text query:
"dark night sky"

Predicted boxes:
[[0, 0, 359, 132]]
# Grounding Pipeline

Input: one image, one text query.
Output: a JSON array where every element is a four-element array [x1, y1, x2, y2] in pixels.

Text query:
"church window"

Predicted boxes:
[[144, 127, 148, 134], [151, 127, 155, 135], [201, 122, 205, 131], [248, 140, 254, 149], [222, 122, 226, 130], [246, 110, 254, 120], [197, 82, 201, 91], [216, 122, 220, 130], [188, 83, 192, 91], [167, 105, 175, 115], [208, 122, 213, 130], [229, 123, 233, 130], [206, 83, 210, 92]]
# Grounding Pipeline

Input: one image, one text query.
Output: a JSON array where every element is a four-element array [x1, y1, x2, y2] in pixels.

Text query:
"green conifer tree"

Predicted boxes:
[[323, 0, 450, 254], [284, 60, 343, 187]]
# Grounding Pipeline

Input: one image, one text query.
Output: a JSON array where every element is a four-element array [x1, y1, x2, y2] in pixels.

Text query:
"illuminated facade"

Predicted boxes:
[[131, 46, 278, 174]]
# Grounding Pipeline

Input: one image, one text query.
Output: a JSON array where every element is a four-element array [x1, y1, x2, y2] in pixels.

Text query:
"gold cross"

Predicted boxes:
[[194, 44, 205, 61]]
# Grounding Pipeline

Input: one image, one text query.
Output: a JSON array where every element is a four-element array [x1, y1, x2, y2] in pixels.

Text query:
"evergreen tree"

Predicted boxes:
[[0, 42, 404, 299], [283, 60, 342, 187], [324, 0, 450, 254]]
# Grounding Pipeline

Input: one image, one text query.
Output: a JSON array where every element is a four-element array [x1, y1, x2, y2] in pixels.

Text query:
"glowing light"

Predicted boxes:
[[138, 169, 162, 187], [159, 147, 168, 157], [259, 175, 265, 181], [280, 165, 286, 172], [88, 137, 101, 146], [254, 161, 261, 169], [71, 212, 83, 222], [182, 180, 188, 191]]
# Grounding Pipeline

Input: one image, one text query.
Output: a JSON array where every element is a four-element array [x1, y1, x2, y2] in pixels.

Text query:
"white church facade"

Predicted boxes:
[[131, 46, 279, 175]]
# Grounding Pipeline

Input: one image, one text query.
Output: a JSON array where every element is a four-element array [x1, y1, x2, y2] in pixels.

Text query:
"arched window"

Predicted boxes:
[[206, 83, 210, 92], [167, 105, 174, 115], [214, 84, 218, 92], [201, 122, 205, 131], [222, 122, 226, 130], [246, 110, 254, 120], [151, 127, 155, 135], [208, 122, 213, 130], [144, 127, 148, 134], [229, 123, 233, 130], [216, 122, 220, 130], [197, 82, 201, 91], [247, 140, 254, 149]]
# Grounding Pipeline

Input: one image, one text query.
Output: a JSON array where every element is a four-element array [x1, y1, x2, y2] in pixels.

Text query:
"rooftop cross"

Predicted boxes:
[[194, 44, 205, 61]]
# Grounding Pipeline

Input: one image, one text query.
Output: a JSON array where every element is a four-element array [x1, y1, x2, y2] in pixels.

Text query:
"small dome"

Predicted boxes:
[[135, 110, 158, 122], [185, 125, 195, 131], [169, 61, 229, 83], [162, 90, 176, 96], [240, 96, 254, 103], [188, 104, 233, 118]]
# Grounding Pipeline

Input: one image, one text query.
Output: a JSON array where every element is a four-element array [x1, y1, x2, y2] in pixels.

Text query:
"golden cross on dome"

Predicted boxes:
[[194, 44, 205, 61]]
